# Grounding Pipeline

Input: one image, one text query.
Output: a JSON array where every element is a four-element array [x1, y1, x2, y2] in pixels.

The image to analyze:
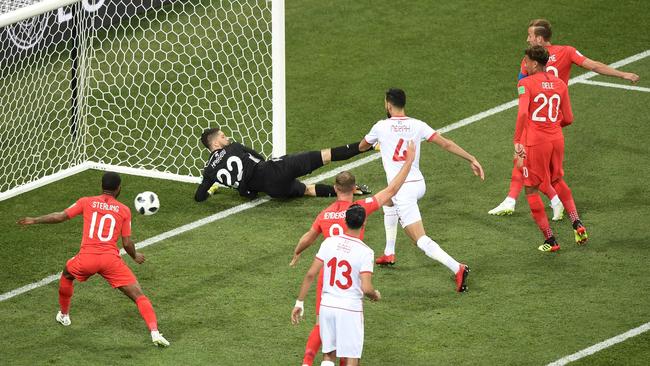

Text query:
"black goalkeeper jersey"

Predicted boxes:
[[195, 142, 265, 201]]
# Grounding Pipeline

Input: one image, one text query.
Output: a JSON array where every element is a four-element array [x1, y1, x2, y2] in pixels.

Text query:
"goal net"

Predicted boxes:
[[0, 0, 285, 200]]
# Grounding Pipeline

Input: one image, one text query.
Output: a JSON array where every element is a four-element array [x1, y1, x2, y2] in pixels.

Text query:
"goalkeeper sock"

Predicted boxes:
[[58, 274, 74, 314], [383, 206, 399, 256], [416, 236, 460, 273], [315, 184, 336, 197], [302, 324, 321, 366], [330, 142, 362, 161]]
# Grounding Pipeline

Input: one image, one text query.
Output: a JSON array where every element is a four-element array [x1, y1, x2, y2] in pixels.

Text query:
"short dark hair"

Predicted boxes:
[[529, 19, 552, 41], [345, 204, 366, 230], [102, 171, 121, 191], [201, 127, 220, 150], [385, 88, 406, 109], [335, 171, 356, 193], [525, 45, 549, 66]]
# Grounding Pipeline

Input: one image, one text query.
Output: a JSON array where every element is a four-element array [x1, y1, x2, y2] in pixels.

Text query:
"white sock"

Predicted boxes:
[[383, 205, 399, 256], [151, 330, 161, 337], [550, 195, 561, 206], [321, 361, 335, 366], [416, 236, 460, 273], [504, 196, 516, 206]]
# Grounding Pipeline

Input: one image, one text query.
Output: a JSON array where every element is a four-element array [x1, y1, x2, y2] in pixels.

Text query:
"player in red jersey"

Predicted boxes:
[[17, 172, 170, 347], [290, 141, 415, 366], [514, 46, 588, 252], [489, 18, 640, 218]]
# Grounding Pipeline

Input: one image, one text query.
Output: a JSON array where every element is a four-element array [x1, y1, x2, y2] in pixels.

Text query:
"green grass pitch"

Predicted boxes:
[[1, 0, 649, 365]]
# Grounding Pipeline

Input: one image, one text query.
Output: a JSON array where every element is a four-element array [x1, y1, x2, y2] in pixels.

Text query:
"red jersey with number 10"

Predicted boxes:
[[520, 45, 587, 84], [311, 196, 380, 239], [514, 72, 574, 147], [64, 194, 132, 256]]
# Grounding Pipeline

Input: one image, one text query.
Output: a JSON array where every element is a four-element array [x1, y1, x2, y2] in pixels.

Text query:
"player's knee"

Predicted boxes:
[[120, 283, 144, 301], [62, 267, 75, 281]]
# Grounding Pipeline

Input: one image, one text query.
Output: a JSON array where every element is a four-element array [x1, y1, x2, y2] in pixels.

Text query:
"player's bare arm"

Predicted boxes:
[[17, 211, 69, 226], [360, 273, 380, 301], [291, 258, 324, 324], [373, 140, 416, 206], [122, 236, 145, 264], [581, 58, 640, 84], [430, 134, 485, 180], [358, 138, 373, 152], [289, 228, 320, 267]]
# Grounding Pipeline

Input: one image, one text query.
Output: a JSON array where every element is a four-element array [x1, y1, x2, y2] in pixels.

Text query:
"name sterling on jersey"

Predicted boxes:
[[91, 201, 120, 212]]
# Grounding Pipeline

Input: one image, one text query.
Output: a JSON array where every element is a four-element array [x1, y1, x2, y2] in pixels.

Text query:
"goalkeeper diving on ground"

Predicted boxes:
[[194, 127, 371, 201]]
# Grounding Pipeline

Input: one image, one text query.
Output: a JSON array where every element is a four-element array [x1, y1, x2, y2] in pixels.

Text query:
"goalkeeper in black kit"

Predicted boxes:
[[194, 127, 370, 201]]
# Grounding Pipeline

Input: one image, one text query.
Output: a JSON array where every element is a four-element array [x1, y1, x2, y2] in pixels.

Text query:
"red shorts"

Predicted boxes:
[[522, 139, 565, 187], [315, 267, 324, 315], [66, 253, 138, 288]]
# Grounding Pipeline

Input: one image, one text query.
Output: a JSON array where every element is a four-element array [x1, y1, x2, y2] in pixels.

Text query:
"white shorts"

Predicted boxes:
[[392, 180, 426, 227], [319, 305, 365, 359]]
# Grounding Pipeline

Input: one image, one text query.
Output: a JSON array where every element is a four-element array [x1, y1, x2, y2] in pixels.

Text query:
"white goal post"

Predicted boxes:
[[0, 0, 285, 201]]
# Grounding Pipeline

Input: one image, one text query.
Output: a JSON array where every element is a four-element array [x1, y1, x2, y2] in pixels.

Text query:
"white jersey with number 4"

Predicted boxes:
[[364, 116, 437, 184], [316, 234, 374, 312]]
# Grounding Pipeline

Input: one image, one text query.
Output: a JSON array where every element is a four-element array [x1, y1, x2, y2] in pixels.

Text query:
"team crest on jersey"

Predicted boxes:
[[518, 86, 526, 95]]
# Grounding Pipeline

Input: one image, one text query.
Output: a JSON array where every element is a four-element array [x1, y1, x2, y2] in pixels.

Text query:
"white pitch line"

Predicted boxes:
[[547, 322, 650, 366], [1, 49, 648, 304], [577, 79, 650, 93]]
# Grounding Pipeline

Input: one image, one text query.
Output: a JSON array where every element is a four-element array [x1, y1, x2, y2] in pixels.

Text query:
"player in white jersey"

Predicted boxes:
[[292, 205, 380, 366], [358, 88, 485, 292]]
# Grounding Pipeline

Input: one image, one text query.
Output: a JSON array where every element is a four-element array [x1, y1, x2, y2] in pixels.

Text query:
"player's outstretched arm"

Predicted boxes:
[[430, 134, 485, 180], [290, 228, 320, 267], [373, 140, 416, 206], [360, 273, 380, 301], [17, 211, 69, 226], [195, 176, 216, 202], [122, 236, 145, 264], [581, 58, 640, 84], [291, 258, 323, 325]]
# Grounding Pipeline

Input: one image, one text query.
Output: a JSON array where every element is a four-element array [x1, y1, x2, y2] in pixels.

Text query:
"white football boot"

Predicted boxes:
[[151, 331, 170, 347], [56, 311, 71, 326], [488, 197, 516, 216]]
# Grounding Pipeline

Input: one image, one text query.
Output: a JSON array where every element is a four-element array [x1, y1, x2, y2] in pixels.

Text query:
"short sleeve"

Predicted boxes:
[[420, 121, 437, 142], [121, 206, 132, 237], [64, 197, 85, 219], [568, 46, 587, 66], [357, 196, 379, 216], [311, 212, 324, 233], [315, 240, 328, 262], [517, 80, 528, 97], [359, 249, 374, 274], [363, 122, 381, 145]]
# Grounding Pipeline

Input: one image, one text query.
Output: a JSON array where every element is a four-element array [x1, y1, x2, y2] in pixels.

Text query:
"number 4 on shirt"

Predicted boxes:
[[392, 138, 408, 161]]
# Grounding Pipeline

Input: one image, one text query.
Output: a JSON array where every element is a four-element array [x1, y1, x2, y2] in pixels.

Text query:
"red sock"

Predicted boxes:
[[507, 164, 524, 199], [552, 179, 579, 222], [539, 180, 558, 201], [526, 193, 553, 239], [135, 295, 158, 331], [58, 275, 74, 314], [302, 324, 321, 366]]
